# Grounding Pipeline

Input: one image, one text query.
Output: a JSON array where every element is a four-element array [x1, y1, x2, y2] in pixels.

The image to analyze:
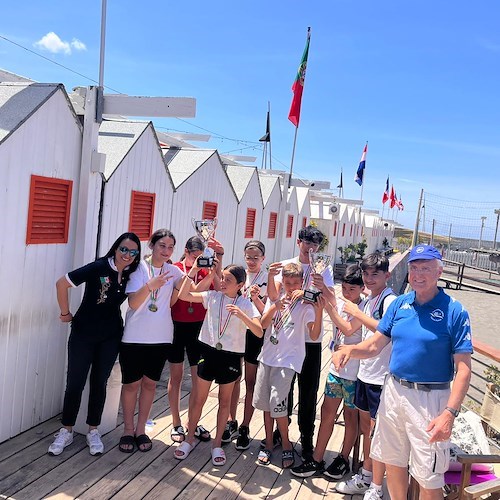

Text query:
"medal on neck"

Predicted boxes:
[[147, 257, 163, 312], [183, 260, 197, 314], [216, 294, 238, 350], [270, 296, 300, 345], [243, 270, 262, 299]]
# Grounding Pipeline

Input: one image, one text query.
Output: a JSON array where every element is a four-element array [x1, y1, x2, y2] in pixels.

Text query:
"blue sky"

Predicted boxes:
[[1, 0, 499, 237]]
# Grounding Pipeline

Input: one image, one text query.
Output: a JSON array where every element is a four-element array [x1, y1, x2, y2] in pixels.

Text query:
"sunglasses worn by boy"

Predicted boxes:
[[118, 246, 139, 257]]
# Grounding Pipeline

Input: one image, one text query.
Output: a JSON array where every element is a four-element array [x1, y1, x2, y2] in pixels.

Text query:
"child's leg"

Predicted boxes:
[[136, 376, 157, 436], [185, 377, 212, 444], [242, 361, 258, 427], [263, 411, 274, 450], [276, 415, 294, 468], [121, 380, 141, 436], [359, 410, 372, 472], [312, 396, 342, 463], [340, 406, 359, 458], [228, 375, 240, 423], [167, 362, 184, 427], [213, 381, 237, 448], [185, 365, 200, 431]]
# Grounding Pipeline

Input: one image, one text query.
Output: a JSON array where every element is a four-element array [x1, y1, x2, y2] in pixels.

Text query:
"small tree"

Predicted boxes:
[[382, 237, 389, 249], [356, 239, 368, 259]]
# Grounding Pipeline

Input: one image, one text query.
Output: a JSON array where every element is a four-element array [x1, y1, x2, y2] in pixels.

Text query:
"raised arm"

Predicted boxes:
[[266, 262, 283, 302]]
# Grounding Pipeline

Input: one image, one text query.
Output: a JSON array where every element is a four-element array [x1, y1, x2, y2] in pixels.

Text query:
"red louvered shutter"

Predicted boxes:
[[286, 215, 294, 238], [268, 212, 278, 239], [245, 208, 256, 238], [129, 191, 156, 240], [202, 201, 218, 220]]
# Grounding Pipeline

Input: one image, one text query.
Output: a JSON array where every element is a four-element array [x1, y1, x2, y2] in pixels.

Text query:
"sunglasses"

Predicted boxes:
[[118, 246, 139, 257]]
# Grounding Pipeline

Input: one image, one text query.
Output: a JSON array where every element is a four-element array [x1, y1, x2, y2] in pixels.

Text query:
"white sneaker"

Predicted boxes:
[[364, 486, 384, 500], [335, 472, 372, 494], [86, 429, 104, 455], [48, 428, 74, 456]]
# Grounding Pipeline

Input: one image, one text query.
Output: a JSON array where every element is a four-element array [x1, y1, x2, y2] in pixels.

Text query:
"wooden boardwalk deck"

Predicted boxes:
[[0, 312, 369, 500]]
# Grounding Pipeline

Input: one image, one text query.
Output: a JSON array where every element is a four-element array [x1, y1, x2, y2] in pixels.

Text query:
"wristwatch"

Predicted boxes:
[[445, 406, 459, 417]]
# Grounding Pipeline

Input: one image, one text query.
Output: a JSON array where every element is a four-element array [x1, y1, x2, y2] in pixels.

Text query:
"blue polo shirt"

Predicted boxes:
[[377, 289, 472, 383]]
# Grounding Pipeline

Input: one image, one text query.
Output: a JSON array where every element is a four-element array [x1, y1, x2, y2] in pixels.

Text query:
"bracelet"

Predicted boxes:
[[146, 282, 152, 292], [445, 406, 459, 418], [60, 312, 71, 316]]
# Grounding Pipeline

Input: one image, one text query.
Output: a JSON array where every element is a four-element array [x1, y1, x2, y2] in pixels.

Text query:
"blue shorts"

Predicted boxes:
[[354, 378, 383, 419], [324, 373, 357, 409]]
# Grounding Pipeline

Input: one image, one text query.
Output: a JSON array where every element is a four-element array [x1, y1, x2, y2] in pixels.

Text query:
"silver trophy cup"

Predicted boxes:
[[191, 218, 218, 267], [303, 249, 332, 302]]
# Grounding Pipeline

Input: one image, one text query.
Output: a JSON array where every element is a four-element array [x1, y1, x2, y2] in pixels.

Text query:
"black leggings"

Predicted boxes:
[[61, 331, 121, 427]]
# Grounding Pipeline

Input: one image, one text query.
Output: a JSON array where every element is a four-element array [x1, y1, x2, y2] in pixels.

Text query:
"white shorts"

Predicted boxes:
[[370, 375, 450, 490], [253, 362, 295, 419]]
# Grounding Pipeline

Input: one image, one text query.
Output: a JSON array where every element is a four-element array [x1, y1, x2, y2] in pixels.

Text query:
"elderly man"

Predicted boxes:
[[334, 244, 472, 500]]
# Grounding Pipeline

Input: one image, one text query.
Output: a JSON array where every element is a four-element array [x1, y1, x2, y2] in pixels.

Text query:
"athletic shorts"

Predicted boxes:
[[119, 343, 170, 384], [167, 320, 203, 366], [197, 344, 242, 385], [244, 328, 265, 365], [253, 362, 295, 419], [325, 373, 357, 408], [371, 375, 450, 490], [354, 378, 383, 419]]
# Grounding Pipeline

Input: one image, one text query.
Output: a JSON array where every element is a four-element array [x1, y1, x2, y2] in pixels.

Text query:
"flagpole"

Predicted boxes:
[[360, 141, 367, 202], [289, 127, 299, 188], [268, 101, 272, 170]]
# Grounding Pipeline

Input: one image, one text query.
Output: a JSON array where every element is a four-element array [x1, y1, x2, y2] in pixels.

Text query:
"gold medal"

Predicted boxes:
[[148, 303, 158, 312], [270, 336, 279, 345], [188, 306, 194, 313], [216, 342, 223, 351]]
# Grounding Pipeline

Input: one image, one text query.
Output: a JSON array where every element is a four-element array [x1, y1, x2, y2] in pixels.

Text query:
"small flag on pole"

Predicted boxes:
[[259, 111, 271, 142], [354, 144, 367, 186], [337, 170, 343, 189], [288, 28, 311, 127], [389, 185, 396, 208], [382, 176, 390, 204], [397, 195, 404, 211]]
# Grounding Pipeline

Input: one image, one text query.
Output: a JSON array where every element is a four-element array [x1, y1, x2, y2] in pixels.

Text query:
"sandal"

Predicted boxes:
[[258, 448, 272, 466], [170, 425, 186, 443], [135, 434, 152, 452], [174, 440, 194, 460], [118, 435, 135, 453], [282, 449, 295, 469], [211, 447, 226, 466], [193, 425, 211, 442]]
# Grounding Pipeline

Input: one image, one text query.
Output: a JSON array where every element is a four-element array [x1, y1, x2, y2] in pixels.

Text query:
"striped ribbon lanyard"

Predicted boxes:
[[218, 294, 239, 341], [273, 297, 300, 332]]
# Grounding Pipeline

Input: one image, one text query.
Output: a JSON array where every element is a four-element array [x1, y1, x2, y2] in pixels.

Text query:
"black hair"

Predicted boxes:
[[244, 240, 266, 256], [342, 263, 364, 286], [104, 232, 141, 273], [149, 228, 176, 248], [361, 252, 390, 273], [298, 225, 324, 244], [185, 236, 205, 252], [224, 264, 247, 295]]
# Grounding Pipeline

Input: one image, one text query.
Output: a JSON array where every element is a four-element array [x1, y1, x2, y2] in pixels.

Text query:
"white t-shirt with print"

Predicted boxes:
[[275, 256, 333, 343], [357, 288, 397, 385], [258, 299, 315, 373], [329, 297, 367, 381], [123, 260, 183, 344], [199, 290, 259, 354]]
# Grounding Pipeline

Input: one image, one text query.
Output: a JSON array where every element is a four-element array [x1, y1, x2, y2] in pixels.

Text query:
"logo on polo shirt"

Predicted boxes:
[[430, 309, 445, 321], [401, 303, 412, 310], [463, 318, 470, 327]]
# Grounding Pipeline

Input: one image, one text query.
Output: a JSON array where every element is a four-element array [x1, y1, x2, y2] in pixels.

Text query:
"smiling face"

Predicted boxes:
[[361, 267, 390, 296], [150, 236, 175, 266], [341, 282, 364, 303], [220, 270, 244, 297], [114, 238, 139, 270], [408, 259, 442, 296], [244, 247, 265, 273]]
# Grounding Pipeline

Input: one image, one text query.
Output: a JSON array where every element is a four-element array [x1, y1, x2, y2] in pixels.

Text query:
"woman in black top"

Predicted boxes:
[[48, 232, 141, 457]]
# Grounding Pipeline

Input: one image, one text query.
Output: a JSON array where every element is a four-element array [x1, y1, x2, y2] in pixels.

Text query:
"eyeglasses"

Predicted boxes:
[[244, 255, 263, 261], [408, 265, 434, 274], [118, 246, 139, 257]]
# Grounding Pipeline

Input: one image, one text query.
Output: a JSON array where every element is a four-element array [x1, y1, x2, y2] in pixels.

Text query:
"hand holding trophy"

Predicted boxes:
[[303, 249, 332, 302], [191, 217, 218, 267]]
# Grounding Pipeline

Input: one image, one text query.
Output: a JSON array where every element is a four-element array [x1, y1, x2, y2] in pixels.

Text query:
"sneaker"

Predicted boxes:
[[335, 472, 372, 494], [363, 486, 383, 500], [324, 453, 350, 480], [86, 429, 104, 455], [221, 420, 238, 443], [260, 428, 282, 449], [235, 425, 250, 450], [48, 428, 74, 456], [290, 459, 325, 478]]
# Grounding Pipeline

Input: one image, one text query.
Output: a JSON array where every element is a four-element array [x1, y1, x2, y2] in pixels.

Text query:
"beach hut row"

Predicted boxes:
[[0, 81, 394, 442]]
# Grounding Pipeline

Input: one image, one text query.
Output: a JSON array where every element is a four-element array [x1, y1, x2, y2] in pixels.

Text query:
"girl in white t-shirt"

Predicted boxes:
[[173, 264, 263, 466], [118, 229, 184, 453]]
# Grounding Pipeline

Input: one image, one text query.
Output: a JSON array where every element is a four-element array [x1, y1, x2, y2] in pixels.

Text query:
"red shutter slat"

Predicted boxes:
[[129, 191, 156, 240], [268, 212, 277, 239]]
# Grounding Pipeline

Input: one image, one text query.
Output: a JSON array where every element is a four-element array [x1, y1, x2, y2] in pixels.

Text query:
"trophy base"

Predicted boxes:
[[303, 289, 321, 303], [197, 256, 214, 268]]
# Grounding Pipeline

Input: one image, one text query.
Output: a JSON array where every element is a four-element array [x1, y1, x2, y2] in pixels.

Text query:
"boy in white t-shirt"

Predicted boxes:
[[253, 263, 324, 469], [291, 263, 366, 480]]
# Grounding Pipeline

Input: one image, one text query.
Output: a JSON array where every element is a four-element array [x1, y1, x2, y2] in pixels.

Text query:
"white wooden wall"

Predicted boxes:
[[0, 89, 83, 442], [258, 179, 282, 264]]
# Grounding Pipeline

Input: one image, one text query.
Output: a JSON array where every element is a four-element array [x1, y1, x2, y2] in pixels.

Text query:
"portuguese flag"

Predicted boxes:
[[288, 28, 311, 127]]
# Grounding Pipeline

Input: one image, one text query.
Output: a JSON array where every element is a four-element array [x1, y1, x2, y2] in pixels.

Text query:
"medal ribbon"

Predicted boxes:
[[182, 260, 199, 310], [147, 258, 164, 303], [272, 297, 300, 333], [218, 295, 239, 340], [243, 270, 262, 298], [368, 287, 389, 319]]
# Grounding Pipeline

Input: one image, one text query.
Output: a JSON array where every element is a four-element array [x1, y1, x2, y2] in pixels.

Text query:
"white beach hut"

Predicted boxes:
[[257, 171, 282, 262], [0, 82, 83, 441]]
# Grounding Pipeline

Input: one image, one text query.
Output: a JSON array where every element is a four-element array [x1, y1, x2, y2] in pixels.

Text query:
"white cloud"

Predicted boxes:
[[33, 32, 86, 55]]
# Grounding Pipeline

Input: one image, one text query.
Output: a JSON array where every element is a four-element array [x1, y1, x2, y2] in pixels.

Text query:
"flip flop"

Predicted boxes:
[[135, 434, 152, 452], [118, 435, 135, 453], [258, 448, 272, 466], [170, 425, 186, 443], [174, 440, 194, 460], [282, 449, 295, 469], [211, 447, 226, 466], [194, 425, 211, 442]]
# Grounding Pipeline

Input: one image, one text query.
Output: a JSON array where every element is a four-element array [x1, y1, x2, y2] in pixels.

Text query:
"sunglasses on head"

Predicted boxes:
[[118, 246, 139, 257]]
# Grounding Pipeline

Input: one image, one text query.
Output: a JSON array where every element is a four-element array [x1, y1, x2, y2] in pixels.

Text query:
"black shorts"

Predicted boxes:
[[244, 328, 265, 365], [119, 343, 170, 384], [167, 320, 203, 366], [354, 378, 383, 419], [197, 344, 242, 385]]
